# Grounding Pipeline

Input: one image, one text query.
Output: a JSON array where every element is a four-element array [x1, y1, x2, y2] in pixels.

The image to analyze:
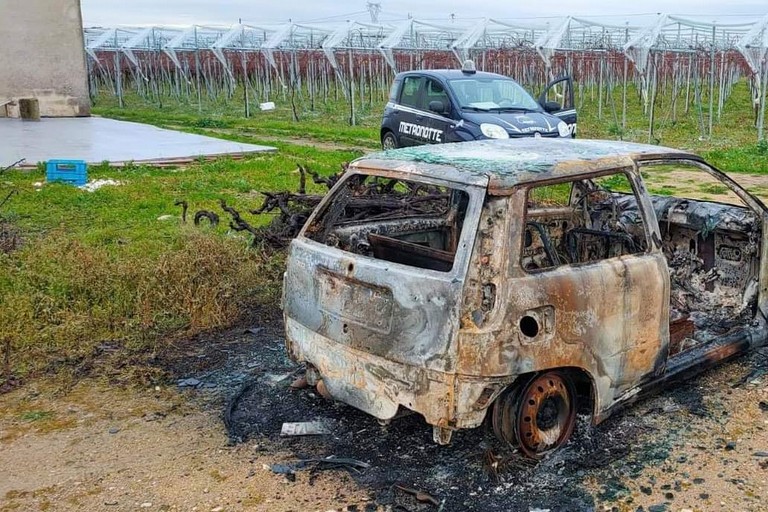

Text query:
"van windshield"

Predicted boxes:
[[448, 78, 540, 112]]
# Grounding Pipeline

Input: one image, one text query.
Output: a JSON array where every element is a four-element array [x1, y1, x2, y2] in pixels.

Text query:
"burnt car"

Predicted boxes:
[[283, 138, 768, 457], [380, 60, 576, 149]]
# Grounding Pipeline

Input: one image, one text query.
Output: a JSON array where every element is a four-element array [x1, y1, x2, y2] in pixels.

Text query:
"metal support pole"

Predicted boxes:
[[114, 52, 124, 108], [648, 55, 656, 144], [598, 52, 604, 120], [759, 63, 768, 142], [708, 25, 716, 139], [622, 26, 629, 131], [348, 49, 356, 126], [242, 52, 250, 118]]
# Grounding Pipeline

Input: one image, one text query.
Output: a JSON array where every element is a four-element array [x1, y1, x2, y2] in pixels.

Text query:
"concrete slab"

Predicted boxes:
[[0, 117, 275, 168]]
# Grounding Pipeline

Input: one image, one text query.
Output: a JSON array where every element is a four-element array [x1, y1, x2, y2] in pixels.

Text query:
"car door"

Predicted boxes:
[[420, 78, 455, 145], [538, 76, 577, 137], [394, 75, 426, 147], [509, 172, 669, 396]]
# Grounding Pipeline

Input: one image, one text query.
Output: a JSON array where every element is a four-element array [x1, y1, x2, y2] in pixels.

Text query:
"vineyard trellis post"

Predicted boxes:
[[80, 13, 768, 142]]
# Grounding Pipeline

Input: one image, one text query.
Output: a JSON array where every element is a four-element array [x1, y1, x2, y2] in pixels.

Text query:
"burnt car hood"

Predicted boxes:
[[461, 110, 562, 136]]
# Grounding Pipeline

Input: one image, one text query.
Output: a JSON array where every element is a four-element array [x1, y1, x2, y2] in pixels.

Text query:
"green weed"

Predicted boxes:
[[699, 183, 728, 195], [19, 410, 53, 422], [0, 142, 346, 383]]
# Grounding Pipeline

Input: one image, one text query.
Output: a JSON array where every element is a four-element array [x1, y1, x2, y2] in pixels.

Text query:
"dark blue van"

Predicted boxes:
[[380, 61, 576, 149]]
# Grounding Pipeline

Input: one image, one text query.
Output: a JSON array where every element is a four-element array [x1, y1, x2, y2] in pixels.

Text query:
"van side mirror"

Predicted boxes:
[[428, 100, 446, 114], [542, 101, 561, 113]]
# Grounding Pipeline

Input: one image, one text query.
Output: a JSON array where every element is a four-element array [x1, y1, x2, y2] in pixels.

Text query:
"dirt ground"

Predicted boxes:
[[642, 169, 768, 205], [2, 313, 768, 512]]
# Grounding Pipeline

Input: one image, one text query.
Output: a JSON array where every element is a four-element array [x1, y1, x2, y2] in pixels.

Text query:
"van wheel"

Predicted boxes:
[[382, 131, 398, 150], [492, 371, 577, 458]]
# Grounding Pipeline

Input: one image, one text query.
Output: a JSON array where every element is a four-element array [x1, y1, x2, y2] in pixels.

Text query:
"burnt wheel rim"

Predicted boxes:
[[515, 373, 576, 458]]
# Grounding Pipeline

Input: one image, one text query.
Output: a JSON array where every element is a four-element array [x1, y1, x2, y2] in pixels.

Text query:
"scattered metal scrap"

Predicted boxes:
[[224, 378, 259, 444], [193, 210, 219, 227], [267, 456, 371, 477], [213, 164, 343, 248], [174, 162, 453, 248], [175, 199, 220, 227], [280, 420, 331, 436], [174, 200, 188, 223], [393, 484, 440, 507]]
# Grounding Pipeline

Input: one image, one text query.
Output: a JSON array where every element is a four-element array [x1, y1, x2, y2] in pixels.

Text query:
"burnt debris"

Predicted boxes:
[[200, 163, 455, 249], [218, 164, 343, 248]]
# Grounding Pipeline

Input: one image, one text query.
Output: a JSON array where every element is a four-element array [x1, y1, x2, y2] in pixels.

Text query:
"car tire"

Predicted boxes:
[[492, 371, 577, 458], [382, 131, 398, 150]]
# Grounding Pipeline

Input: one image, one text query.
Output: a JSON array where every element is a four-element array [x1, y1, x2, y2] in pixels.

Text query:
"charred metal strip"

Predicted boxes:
[[598, 328, 758, 423], [526, 221, 560, 266]]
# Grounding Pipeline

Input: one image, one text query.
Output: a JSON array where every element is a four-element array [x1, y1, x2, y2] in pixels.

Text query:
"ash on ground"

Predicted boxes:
[[164, 315, 766, 512]]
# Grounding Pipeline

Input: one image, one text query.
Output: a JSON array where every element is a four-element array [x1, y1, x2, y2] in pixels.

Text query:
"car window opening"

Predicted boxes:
[[306, 174, 470, 272], [522, 175, 649, 273]]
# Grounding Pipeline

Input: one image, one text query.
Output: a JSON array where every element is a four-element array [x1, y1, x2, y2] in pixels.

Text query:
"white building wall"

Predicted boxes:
[[0, 0, 90, 117]]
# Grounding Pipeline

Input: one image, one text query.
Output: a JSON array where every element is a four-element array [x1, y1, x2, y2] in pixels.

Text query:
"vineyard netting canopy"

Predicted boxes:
[[84, 12, 768, 139]]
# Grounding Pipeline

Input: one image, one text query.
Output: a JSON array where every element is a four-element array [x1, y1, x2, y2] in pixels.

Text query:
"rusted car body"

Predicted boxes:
[[282, 138, 768, 456]]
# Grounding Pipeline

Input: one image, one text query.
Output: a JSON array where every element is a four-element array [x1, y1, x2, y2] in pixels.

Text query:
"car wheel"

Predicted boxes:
[[382, 131, 398, 150], [492, 371, 577, 458]]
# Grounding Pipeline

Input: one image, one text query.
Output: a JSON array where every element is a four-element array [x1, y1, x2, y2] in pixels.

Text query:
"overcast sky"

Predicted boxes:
[[80, 1, 768, 27]]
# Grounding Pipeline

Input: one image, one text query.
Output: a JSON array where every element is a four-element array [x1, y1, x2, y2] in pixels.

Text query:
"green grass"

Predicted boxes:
[[93, 92, 382, 150], [3, 77, 768, 388], [699, 183, 729, 195], [528, 183, 573, 206], [19, 410, 53, 422], [93, 79, 768, 174], [647, 186, 678, 196], [0, 146, 357, 385]]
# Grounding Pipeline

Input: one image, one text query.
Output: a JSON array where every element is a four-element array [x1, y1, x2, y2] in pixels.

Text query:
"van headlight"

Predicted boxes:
[[480, 123, 509, 139], [557, 121, 571, 137]]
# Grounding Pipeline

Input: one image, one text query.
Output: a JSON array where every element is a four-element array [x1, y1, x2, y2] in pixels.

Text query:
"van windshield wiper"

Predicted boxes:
[[488, 106, 540, 113], [461, 105, 541, 113]]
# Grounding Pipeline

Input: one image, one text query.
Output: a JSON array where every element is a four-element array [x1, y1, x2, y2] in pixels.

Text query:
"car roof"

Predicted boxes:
[[396, 69, 511, 81], [351, 139, 699, 194]]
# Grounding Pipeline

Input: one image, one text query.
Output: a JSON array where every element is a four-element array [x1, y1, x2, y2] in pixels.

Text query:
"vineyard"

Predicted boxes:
[[85, 14, 768, 141]]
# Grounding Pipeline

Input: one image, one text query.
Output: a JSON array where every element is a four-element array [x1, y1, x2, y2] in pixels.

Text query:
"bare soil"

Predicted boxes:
[[643, 169, 768, 204], [2, 312, 768, 512]]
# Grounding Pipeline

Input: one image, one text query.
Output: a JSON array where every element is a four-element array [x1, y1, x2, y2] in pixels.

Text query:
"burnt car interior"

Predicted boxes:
[[522, 173, 649, 272], [522, 163, 763, 357], [306, 174, 469, 272], [638, 162, 762, 354]]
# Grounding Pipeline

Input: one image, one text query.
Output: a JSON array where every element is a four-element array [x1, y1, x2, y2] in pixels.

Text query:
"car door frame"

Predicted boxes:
[[420, 77, 457, 145], [538, 76, 577, 137], [502, 167, 670, 414]]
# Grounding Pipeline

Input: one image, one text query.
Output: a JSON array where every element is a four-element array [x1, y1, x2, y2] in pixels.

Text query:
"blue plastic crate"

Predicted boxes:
[[46, 160, 88, 186]]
